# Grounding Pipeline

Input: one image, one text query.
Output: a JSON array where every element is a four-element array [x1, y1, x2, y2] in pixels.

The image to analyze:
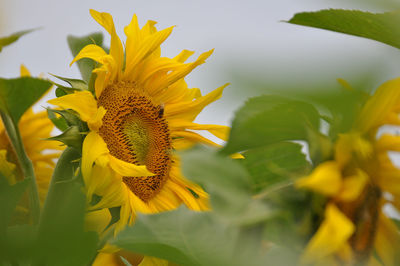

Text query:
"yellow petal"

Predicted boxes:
[[70, 44, 108, 66], [88, 106, 106, 131], [335, 133, 372, 167], [336, 169, 369, 202], [92, 252, 121, 266], [139, 256, 169, 266], [89, 9, 124, 77], [301, 204, 355, 265], [356, 77, 400, 132], [124, 26, 174, 78], [108, 155, 154, 177], [174, 49, 195, 63], [47, 91, 98, 123], [375, 213, 400, 266], [85, 208, 111, 234], [376, 134, 400, 152], [296, 161, 342, 196], [171, 130, 221, 148], [20, 64, 30, 77], [82, 131, 109, 183], [0, 149, 16, 185], [149, 50, 213, 95], [165, 83, 228, 121], [169, 120, 230, 141]]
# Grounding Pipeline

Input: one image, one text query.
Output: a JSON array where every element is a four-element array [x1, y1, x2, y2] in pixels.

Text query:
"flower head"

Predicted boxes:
[[49, 10, 230, 233], [297, 78, 400, 265]]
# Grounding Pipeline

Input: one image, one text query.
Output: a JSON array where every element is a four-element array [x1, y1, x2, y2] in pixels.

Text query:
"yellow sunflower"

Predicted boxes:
[[0, 65, 63, 217], [297, 78, 400, 265], [48, 9, 230, 233]]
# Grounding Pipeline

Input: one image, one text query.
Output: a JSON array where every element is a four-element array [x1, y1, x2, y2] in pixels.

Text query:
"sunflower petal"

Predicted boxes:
[[82, 131, 109, 183], [89, 9, 124, 77], [165, 83, 228, 121], [70, 44, 108, 66], [301, 204, 355, 265], [168, 120, 230, 140], [124, 26, 174, 78], [296, 161, 342, 196], [356, 77, 400, 132], [108, 155, 154, 177], [48, 91, 98, 122], [174, 49, 195, 63]]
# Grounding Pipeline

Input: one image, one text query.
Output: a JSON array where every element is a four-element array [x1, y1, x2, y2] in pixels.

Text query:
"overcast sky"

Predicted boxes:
[[1, 0, 400, 126]]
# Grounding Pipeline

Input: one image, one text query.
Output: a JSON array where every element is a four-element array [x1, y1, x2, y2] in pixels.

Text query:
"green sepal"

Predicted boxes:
[[47, 126, 83, 151], [46, 108, 87, 132], [50, 73, 88, 91], [67, 32, 104, 83], [0, 28, 36, 52], [46, 108, 68, 131], [287, 9, 400, 50]]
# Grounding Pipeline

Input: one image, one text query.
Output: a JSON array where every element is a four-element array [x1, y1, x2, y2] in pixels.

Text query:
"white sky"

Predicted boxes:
[[1, 0, 400, 127]]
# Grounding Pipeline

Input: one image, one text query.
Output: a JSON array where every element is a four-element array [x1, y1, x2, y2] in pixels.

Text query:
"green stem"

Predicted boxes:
[[0, 113, 40, 224], [39, 147, 81, 224]]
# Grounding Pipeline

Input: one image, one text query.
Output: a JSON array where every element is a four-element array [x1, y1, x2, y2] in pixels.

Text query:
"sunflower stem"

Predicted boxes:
[[0, 113, 40, 224]]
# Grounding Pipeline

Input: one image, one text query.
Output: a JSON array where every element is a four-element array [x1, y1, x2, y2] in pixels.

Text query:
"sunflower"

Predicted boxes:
[[297, 78, 400, 265], [0, 65, 63, 219], [48, 9, 230, 233]]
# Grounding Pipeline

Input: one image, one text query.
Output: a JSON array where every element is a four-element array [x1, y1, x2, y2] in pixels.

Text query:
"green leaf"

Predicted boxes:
[[0, 77, 52, 123], [242, 142, 311, 193], [287, 9, 400, 50], [35, 148, 98, 266], [0, 29, 35, 52], [221, 95, 320, 154], [67, 32, 104, 83], [181, 147, 252, 216], [0, 176, 29, 233], [0, 225, 36, 264], [181, 147, 274, 225], [112, 207, 266, 266]]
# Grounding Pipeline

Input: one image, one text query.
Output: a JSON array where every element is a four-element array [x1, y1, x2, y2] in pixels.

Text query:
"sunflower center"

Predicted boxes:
[[97, 81, 172, 202]]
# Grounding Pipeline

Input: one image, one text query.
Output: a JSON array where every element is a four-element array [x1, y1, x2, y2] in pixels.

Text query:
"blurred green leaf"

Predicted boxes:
[[221, 95, 320, 154], [288, 9, 400, 50], [0, 176, 29, 233], [181, 147, 252, 216], [0, 77, 52, 123], [0, 29, 35, 52], [35, 148, 98, 266], [67, 32, 104, 83], [112, 207, 266, 266], [0, 225, 35, 264], [242, 142, 310, 193], [181, 147, 274, 226]]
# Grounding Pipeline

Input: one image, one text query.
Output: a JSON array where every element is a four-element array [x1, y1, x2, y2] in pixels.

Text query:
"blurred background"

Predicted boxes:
[[1, 0, 400, 127]]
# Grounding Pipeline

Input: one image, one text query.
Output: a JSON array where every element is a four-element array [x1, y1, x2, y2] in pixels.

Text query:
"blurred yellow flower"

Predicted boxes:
[[297, 78, 400, 265], [49, 9, 230, 233], [0, 65, 63, 219]]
